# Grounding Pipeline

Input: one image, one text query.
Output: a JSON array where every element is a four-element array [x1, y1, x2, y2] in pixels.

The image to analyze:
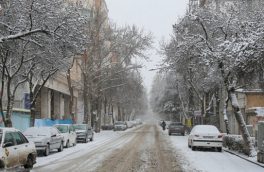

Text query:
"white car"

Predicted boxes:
[[113, 121, 127, 131], [23, 127, 64, 156], [54, 124, 77, 148], [188, 125, 223, 152], [0, 127, 37, 170]]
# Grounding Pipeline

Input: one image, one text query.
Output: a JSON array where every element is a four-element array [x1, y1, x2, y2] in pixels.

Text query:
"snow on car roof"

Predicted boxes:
[[23, 127, 51, 136]]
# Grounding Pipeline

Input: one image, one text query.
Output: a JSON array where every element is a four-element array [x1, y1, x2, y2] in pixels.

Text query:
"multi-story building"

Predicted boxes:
[[38, 0, 109, 124]]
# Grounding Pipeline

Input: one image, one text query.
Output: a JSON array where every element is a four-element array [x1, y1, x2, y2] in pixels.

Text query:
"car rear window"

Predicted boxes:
[[73, 125, 87, 130], [193, 125, 219, 133], [170, 122, 183, 126]]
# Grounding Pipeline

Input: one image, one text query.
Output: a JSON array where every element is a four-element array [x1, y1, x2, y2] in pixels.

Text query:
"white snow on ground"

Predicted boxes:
[[165, 129, 264, 172], [32, 123, 264, 172]]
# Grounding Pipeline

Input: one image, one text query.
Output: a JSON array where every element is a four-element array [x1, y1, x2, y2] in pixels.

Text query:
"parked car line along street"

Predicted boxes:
[[28, 123, 264, 172]]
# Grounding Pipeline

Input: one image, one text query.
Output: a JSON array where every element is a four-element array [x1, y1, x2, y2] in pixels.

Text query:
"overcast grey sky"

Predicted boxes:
[[105, 0, 189, 92]]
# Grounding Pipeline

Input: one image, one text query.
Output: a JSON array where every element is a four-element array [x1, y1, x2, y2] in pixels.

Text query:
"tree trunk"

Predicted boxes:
[[96, 97, 102, 132], [0, 70, 6, 126], [29, 75, 35, 127], [83, 74, 90, 124], [223, 96, 230, 134], [30, 88, 36, 127], [229, 88, 256, 157], [104, 97, 107, 126], [5, 77, 14, 127], [5, 95, 14, 127], [67, 68, 75, 122]]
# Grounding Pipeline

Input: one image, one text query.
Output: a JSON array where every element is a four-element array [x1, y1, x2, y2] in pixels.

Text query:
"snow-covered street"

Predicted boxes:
[[27, 123, 264, 172]]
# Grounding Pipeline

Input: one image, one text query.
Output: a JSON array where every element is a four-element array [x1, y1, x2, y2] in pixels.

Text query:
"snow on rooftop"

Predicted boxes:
[[236, 89, 264, 93], [247, 107, 264, 117]]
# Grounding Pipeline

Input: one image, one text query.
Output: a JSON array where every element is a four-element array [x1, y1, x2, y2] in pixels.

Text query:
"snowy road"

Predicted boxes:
[[32, 124, 181, 172], [28, 123, 264, 172]]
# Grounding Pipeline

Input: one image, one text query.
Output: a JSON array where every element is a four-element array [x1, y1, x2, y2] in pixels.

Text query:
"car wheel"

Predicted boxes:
[[191, 144, 196, 151], [90, 135, 94, 142], [168, 132, 171, 136], [0, 160, 4, 169], [217, 147, 222, 152], [66, 140, 70, 148], [85, 136, 88, 143], [58, 142, 63, 152], [73, 139, 77, 146], [44, 144, 50, 156], [182, 132, 185, 136], [24, 154, 34, 169]]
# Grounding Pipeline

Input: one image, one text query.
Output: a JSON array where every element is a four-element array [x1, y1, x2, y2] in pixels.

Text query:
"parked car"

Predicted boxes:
[[0, 127, 37, 170], [125, 121, 134, 128], [54, 124, 77, 148], [113, 121, 127, 131], [135, 119, 142, 125], [23, 127, 64, 156], [188, 125, 223, 152], [168, 122, 185, 136], [73, 124, 94, 143]]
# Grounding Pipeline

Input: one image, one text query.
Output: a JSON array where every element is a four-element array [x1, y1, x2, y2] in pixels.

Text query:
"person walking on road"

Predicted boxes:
[[161, 120, 166, 130]]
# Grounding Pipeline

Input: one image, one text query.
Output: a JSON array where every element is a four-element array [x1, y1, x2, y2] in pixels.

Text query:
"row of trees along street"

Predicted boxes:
[[0, 0, 152, 132], [150, 1, 264, 157]]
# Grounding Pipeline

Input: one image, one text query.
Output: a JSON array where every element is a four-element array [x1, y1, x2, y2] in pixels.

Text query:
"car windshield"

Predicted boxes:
[[55, 125, 68, 133], [73, 125, 87, 130], [23, 127, 50, 137]]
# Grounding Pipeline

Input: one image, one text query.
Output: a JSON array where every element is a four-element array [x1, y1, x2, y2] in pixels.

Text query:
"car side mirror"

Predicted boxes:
[[3, 142, 14, 148], [51, 134, 57, 137]]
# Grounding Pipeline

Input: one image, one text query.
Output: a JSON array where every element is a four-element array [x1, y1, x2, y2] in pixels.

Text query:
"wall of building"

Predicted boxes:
[[246, 93, 264, 109]]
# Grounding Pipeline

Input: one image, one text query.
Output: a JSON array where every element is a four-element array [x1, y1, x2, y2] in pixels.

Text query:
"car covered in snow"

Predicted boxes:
[[168, 122, 185, 136], [113, 121, 127, 131], [188, 125, 223, 152], [73, 124, 94, 143], [0, 127, 37, 170], [23, 127, 64, 156], [54, 124, 77, 148]]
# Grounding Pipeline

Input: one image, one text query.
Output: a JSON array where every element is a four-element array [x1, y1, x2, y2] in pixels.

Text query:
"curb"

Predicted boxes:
[[224, 149, 264, 168]]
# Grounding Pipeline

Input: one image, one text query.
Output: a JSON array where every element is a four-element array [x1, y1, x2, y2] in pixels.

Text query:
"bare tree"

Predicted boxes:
[[75, 2, 152, 131], [160, 1, 264, 156], [0, 0, 90, 126]]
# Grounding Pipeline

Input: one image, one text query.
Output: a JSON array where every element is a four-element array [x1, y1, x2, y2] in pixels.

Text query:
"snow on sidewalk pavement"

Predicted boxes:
[[165, 131, 264, 172]]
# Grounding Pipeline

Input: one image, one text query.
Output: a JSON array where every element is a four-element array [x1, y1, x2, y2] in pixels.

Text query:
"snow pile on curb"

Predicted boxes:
[[223, 134, 255, 154]]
